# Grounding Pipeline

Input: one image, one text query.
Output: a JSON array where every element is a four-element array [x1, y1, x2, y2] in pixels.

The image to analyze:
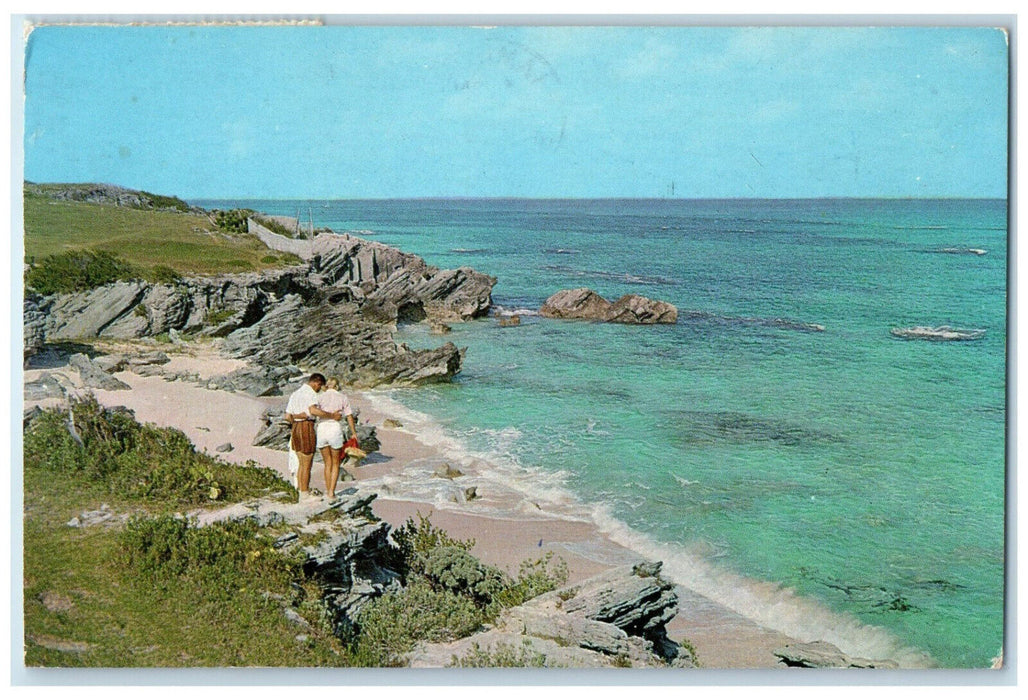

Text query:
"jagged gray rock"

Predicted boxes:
[[68, 353, 131, 390], [197, 488, 402, 644], [774, 641, 900, 669], [539, 288, 612, 321], [27, 229, 494, 388], [207, 364, 301, 397], [222, 295, 466, 388], [24, 374, 67, 401], [556, 561, 679, 643], [409, 561, 693, 669], [23, 295, 48, 362], [540, 288, 678, 325], [42, 281, 149, 341]]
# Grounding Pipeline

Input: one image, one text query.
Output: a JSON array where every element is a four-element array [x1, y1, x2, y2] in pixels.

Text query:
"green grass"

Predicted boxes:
[[23, 192, 302, 280], [22, 401, 571, 668], [22, 400, 353, 667]]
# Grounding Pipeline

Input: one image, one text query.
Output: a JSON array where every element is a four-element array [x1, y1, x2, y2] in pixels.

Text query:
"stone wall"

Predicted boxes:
[[247, 218, 315, 259]]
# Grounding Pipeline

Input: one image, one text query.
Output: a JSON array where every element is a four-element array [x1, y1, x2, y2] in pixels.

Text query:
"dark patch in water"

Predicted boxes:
[[672, 411, 841, 447], [542, 264, 679, 286], [799, 568, 964, 615], [681, 311, 825, 333]]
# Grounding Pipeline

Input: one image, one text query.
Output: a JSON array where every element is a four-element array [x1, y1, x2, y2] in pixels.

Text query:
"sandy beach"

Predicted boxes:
[[25, 341, 805, 669]]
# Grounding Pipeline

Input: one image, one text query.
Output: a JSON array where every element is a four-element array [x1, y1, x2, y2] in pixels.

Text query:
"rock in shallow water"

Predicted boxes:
[[890, 325, 986, 341], [540, 288, 677, 324], [774, 641, 899, 669]]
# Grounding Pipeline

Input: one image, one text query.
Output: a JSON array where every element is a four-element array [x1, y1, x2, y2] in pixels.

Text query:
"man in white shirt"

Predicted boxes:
[[284, 373, 341, 500]]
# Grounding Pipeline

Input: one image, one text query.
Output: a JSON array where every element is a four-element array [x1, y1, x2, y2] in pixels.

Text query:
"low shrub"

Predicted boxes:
[[151, 264, 183, 283], [119, 514, 301, 591], [492, 552, 569, 610], [24, 396, 288, 505], [349, 512, 569, 666], [25, 249, 136, 295], [140, 191, 191, 212], [205, 308, 237, 325], [212, 209, 253, 233], [420, 545, 508, 605], [387, 512, 475, 577], [450, 641, 548, 668], [350, 579, 485, 666]]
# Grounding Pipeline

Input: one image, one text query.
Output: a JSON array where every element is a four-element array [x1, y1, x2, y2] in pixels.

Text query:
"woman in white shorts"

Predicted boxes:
[[316, 377, 359, 500]]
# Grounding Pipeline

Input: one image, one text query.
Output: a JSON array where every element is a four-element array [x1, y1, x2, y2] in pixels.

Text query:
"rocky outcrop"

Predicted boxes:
[[23, 295, 48, 361], [606, 294, 680, 325], [194, 491, 689, 667], [205, 364, 302, 397], [24, 374, 67, 401], [540, 288, 677, 325], [68, 353, 131, 391], [220, 295, 466, 388], [890, 325, 986, 341], [773, 641, 900, 669], [539, 288, 613, 321], [25, 230, 495, 387], [409, 561, 692, 668], [24, 182, 197, 213], [196, 488, 402, 642]]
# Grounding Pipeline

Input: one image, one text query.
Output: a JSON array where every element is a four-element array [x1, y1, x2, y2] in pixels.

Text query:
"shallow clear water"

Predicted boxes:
[[198, 197, 1007, 667]]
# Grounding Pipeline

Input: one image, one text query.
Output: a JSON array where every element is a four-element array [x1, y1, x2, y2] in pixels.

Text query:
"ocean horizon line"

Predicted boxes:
[[187, 194, 1008, 204]]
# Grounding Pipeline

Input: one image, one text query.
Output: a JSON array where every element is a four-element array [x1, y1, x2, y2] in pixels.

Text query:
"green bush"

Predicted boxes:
[[140, 191, 191, 212], [351, 579, 485, 666], [420, 545, 508, 605], [151, 264, 183, 284], [205, 308, 237, 325], [387, 512, 475, 577], [450, 641, 548, 668], [120, 514, 301, 591], [25, 249, 137, 295], [492, 552, 569, 610], [24, 397, 289, 505], [212, 209, 253, 233], [348, 512, 569, 666]]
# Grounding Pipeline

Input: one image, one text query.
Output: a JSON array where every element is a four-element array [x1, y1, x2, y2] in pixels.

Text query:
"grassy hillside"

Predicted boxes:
[[22, 399, 569, 667], [23, 188, 302, 281], [22, 398, 351, 667]]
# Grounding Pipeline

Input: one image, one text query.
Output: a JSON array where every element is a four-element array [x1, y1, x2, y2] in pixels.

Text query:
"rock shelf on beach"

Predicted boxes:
[[773, 641, 899, 669], [539, 288, 678, 325], [193, 488, 692, 668]]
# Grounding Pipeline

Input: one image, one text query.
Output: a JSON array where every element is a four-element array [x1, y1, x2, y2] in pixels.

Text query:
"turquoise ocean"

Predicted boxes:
[[198, 197, 1008, 668]]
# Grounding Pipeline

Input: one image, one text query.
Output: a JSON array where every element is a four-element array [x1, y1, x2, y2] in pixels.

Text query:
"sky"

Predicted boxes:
[[20, 23, 1010, 199]]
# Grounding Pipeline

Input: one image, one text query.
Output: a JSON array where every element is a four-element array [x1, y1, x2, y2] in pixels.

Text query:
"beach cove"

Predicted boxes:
[[25, 341, 915, 668]]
